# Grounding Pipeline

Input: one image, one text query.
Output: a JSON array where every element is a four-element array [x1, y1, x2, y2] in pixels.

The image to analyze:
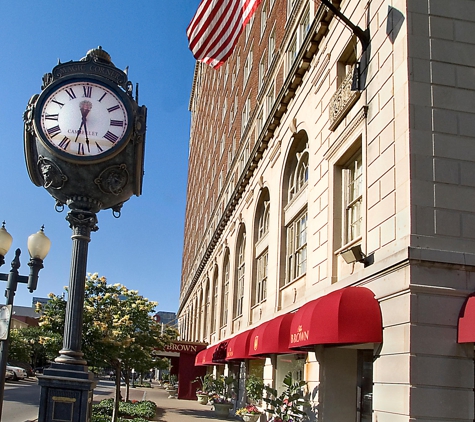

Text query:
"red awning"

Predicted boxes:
[[194, 342, 228, 366], [226, 330, 255, 360], [458, 295, 475, 343], [194, 348, 211, 366], [289, 287, 382, 349], [249, 313, 299, 356]]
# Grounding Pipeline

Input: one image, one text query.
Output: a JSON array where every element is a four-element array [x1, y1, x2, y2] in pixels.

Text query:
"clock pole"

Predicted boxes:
[[37, 208, 99, 422], [24, 47, 146, 422]]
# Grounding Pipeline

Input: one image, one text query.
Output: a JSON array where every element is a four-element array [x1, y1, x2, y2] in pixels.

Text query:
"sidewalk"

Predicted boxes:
[[94, 382, 234, 422]]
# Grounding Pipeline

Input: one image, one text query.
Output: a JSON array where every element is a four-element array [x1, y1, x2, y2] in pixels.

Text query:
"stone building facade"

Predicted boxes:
[[179, 0, 475, 420]]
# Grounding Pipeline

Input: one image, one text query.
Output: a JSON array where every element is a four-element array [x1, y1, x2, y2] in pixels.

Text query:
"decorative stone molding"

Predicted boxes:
[[329, 65, 361, 131]]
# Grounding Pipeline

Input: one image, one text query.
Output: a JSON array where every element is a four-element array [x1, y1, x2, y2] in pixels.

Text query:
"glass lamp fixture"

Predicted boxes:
[[26, 226, 51, 292], [0, 223, 13, 258], [27, 226, 51, 260]]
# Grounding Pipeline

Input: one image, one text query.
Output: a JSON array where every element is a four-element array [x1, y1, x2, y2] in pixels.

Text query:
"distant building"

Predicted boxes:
[[153, 311, 177, 327], [32, 296, 49, 308], [11, 305, 40, 328]]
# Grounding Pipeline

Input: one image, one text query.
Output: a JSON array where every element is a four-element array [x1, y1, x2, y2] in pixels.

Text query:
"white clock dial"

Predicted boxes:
[[38, 81, 129, 158]]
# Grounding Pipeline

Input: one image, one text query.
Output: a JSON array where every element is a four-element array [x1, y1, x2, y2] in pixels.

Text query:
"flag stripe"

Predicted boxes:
[[187, 0, 263, 69]]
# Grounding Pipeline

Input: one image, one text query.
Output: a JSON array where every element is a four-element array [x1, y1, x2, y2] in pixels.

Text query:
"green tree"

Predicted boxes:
[[37, 273, 175, 422]]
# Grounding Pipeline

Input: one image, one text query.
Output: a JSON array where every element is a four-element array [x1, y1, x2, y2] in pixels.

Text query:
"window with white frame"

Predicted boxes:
[[242, 96, 251, 134], [256, 108, 264, 137], [258, 200, 270, 241], [286, 210, 308, 283], [286, 6, 310, 71], [243, 49, 253, 87], [234, 230, 246, 318], [268, 26, 276, 66], [266, 83, 274, 116], [212, 267, 218, 333], [221, 252, 230, 328], [259, 54, 266, 92], [343, 150, 362, 244], [288, 151, 309, 202], [256, 250, 268, 303], [260, 1, 267, 37]]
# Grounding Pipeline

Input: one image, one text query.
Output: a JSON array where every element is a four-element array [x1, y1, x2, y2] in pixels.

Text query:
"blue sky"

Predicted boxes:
[[0, 1, 198, 311]]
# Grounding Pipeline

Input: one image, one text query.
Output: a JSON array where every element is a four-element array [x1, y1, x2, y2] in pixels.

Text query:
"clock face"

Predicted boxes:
[[36, 79, 131, 160]]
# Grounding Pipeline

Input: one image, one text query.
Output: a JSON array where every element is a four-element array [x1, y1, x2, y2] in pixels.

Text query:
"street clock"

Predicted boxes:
[[24, 47, 146, 215]]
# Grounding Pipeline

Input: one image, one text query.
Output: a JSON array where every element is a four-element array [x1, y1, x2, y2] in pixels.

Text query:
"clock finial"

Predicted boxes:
[[82, 46, 113, 65]]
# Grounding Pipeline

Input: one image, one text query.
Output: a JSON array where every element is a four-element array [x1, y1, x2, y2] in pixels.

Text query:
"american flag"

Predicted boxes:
[[187, 0, 263, 69]]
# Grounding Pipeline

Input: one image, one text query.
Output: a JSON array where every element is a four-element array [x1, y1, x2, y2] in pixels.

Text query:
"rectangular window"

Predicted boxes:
[[256, 250, 268, 303], [268, 26, 276, 66], [260, 2, 267, 37], [343, 151, 362, 244], [286, 210, 308, 283], [266, 83, 274, 116], [259, 55, 266, 92], [221, 263, 229, 328]]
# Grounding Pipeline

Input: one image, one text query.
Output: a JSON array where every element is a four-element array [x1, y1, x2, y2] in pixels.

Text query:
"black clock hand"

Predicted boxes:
[[82, 117, 90, 152], [74, 120, 84, 143], [79, 100, 92, 151]]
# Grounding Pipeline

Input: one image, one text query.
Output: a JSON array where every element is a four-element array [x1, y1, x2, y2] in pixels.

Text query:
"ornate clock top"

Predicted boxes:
[[81, 46, 113, 65]]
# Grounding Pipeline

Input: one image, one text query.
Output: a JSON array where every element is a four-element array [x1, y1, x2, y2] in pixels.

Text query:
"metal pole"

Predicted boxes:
[[55, 209, 98, 365], [0, 249, 20, 421]]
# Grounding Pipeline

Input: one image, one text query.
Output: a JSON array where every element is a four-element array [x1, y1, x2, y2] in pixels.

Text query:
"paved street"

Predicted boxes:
[[2, 378, 233, 422], [3, 378, 39, 422]]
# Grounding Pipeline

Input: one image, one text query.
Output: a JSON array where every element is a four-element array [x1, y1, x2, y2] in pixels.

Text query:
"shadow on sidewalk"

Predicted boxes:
[[153, 407, 231, 421]]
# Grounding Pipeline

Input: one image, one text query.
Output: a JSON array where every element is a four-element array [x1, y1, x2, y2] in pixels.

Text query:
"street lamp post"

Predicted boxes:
[[0, 222, 51, 421]]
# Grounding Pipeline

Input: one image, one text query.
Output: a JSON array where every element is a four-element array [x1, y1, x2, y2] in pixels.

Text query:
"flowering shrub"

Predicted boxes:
[[236, 404, 261, 415], [210, 394, 232, 404]]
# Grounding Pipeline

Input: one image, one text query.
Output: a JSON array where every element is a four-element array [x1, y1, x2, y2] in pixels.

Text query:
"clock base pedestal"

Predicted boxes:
[[37, 363, 96, 422]]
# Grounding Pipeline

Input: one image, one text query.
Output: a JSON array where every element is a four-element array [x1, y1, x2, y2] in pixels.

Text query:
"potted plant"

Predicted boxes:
[[246, 374, 265, 404], [236, 404, 262, 422], [210, 375, 236, 417], [210, 394, 233, 417], [263, 372, 310, 422], [166, 374, 178, 399], [193, 373, 215, 404]]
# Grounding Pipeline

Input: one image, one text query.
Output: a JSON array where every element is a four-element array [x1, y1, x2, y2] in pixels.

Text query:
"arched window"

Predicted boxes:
[[234, 227, 246, 318], [211, 266, 218, 334], [203, 279, 210, 340], [282, 131, 309, 286], [288, 151, 308, 201], [253, 189, 270, 306], [258, 200, 270, 241], [221, 251, 230, 328]]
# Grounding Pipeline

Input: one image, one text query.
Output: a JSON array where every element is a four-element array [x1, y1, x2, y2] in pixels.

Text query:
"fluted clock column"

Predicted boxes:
[[37, 208, 98, 422], [56, 209, 98, 365]]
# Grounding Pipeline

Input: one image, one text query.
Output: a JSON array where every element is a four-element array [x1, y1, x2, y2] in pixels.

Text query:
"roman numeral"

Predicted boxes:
[[95, 142, 103, 152], [110, 120, 123, 127], [65, 88, 76, 100], [58, 137, 70, 150], [47, 125, 61, 138], [107, 105, 120, 113], [98, 92, 107, 102], [104, 131, 119, 143], [45, 114, 59, 121], [77, 143, 85, 155], [83, 86, 92, 98], [52, 99, 64, 108]]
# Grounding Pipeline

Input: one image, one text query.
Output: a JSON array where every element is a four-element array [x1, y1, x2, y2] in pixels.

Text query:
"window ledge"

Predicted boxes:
[[334, 236, 363, 256]]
